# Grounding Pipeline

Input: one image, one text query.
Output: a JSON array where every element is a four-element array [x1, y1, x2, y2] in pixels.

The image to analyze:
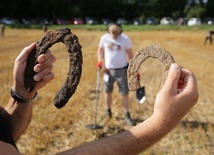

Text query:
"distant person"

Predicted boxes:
[[1, 24, 5, 37], [96, 23, 135, 126], [204, 30, 214, 45], [43, 24, 48, 32]]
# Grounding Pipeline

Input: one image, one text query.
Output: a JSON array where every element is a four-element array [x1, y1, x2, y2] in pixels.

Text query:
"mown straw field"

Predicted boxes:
[[0, 28, 213, 155]]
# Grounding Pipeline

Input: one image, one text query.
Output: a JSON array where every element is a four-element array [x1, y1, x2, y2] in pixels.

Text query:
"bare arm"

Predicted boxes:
[[0, 141, 20, 155], [126, 48, 134, 61], [56, 63, 199, 155], [128, 64, 199, 152], [2, 42, 55, 142], [97, 46, 104, 62]]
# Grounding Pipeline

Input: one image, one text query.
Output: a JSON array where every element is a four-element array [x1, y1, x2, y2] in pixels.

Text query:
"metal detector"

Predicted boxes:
[[86, 68, 103, 130]]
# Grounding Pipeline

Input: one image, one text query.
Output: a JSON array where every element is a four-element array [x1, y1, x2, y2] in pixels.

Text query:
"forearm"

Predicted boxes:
[[57, 115, 174, 155], [126, 48, 133, 61], [57, 131, 136, 155], [128, 114, 175, 153], [0, 141, 21, 155], [4, 97, 33, 141], [97, 47, 104, 62]]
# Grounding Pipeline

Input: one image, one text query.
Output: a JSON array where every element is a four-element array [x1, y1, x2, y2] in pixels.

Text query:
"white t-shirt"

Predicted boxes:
[[99, 33, 131, 69]]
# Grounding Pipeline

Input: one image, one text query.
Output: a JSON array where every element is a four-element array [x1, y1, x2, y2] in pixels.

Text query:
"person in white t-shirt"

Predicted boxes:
[[96, 23, 135, 126]]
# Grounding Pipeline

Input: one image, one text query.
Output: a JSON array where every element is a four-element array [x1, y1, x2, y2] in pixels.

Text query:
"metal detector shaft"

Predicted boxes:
[[94, 67, 100, 125], [86, 68, 103, 130]]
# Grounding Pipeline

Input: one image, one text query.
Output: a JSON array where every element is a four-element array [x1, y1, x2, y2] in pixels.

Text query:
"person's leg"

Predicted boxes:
[[105, 92, 112, 109], [105, 92, 112, 118], [116, 68, 135, 126], [122, 94, 130, 112], [115, 68, 130, 112], [103, 70, 115, 118], [122, 94, 135, 126]]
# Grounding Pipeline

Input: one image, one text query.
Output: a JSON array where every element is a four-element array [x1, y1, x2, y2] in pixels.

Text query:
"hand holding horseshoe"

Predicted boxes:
[[24, 28, 83, 109]]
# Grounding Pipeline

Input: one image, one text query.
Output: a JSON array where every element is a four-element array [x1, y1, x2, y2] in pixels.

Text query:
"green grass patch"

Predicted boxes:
[[7, 23, 214, 31]]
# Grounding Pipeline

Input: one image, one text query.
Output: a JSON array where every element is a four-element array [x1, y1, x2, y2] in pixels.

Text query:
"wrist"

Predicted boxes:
[[151, 112, 177, 133], [129, 114, 172, 151], [12, 84, 37, 98], [10, 87, 38, 104]]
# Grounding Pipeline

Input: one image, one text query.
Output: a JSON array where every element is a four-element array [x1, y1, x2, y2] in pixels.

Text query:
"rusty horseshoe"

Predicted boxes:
[[24, 28, 83, 109], [127, 44, 175, 91]]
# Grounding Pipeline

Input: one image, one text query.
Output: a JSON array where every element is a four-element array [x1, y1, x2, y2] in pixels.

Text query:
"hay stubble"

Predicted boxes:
[[0, 29, 213, 155]]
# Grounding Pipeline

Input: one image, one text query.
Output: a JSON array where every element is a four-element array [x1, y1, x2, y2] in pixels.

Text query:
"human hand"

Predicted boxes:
[[12, 42, 56, 99], [153, 63, 199, 127], [96, 61, 102, 69]]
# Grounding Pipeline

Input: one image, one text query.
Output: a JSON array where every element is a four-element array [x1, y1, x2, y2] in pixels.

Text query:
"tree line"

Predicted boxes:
[[0, 0, 213, 22]]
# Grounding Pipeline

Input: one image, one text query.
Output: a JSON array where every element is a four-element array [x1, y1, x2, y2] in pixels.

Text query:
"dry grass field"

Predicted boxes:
[[0, 27, 214, 155]]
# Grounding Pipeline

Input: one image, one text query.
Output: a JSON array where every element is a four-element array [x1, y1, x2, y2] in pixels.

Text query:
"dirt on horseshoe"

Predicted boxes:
[[127, 44, 175, 91], [24, 28, 83, 108]]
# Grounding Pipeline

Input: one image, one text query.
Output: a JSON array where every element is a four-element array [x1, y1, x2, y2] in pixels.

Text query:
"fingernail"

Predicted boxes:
[[33, 75, 40, 81], [34, 66, 40, 72], [40, 57, 44, 63], [170, 63, 180, 71]]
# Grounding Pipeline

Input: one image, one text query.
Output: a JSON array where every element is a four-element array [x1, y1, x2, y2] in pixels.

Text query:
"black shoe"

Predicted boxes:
[[106, 108, 112, 118], [99, 109, 112, 122], [125, 112, 135, 126]]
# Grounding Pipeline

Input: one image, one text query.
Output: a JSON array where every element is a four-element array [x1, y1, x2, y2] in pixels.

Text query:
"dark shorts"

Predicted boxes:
[[103, 67, 129, 95]]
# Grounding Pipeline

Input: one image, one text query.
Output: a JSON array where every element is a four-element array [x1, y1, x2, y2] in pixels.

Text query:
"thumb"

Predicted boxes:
[[16, 42, 36, 62], [164, 63, 181, 92]]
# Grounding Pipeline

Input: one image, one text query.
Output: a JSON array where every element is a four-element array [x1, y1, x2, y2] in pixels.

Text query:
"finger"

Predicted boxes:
[[34, 72, 54, 90], [37, 49, 51, 64], [13, 42, 37, 81], [34, 65, 54, 81], [34, 54, 56, 73], [180, 68, 198, 93], [178, 70, 199, 109], [163, 63, 181, 93], [16, 42, 37, 63]]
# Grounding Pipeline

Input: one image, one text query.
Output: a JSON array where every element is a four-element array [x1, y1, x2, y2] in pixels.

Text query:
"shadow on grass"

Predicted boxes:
[[180, 120, 214, 131], [180, 120, 214, 150]]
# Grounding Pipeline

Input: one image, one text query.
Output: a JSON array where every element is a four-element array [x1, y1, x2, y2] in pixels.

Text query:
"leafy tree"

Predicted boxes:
[[186, 5, 206, 18], [205, 0, 214, 17], [140, 0, 186, 19], [0, 0, 209, 24]]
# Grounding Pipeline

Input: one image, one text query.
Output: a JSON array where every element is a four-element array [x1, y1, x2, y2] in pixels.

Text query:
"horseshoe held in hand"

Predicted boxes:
[[24, 28, 83, 109], [127, 44, 175, 91]]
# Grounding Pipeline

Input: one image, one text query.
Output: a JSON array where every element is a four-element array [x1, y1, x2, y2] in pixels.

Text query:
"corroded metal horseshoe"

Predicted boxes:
[[24, 28, 83, 109], [127, 44, 175, 91]]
